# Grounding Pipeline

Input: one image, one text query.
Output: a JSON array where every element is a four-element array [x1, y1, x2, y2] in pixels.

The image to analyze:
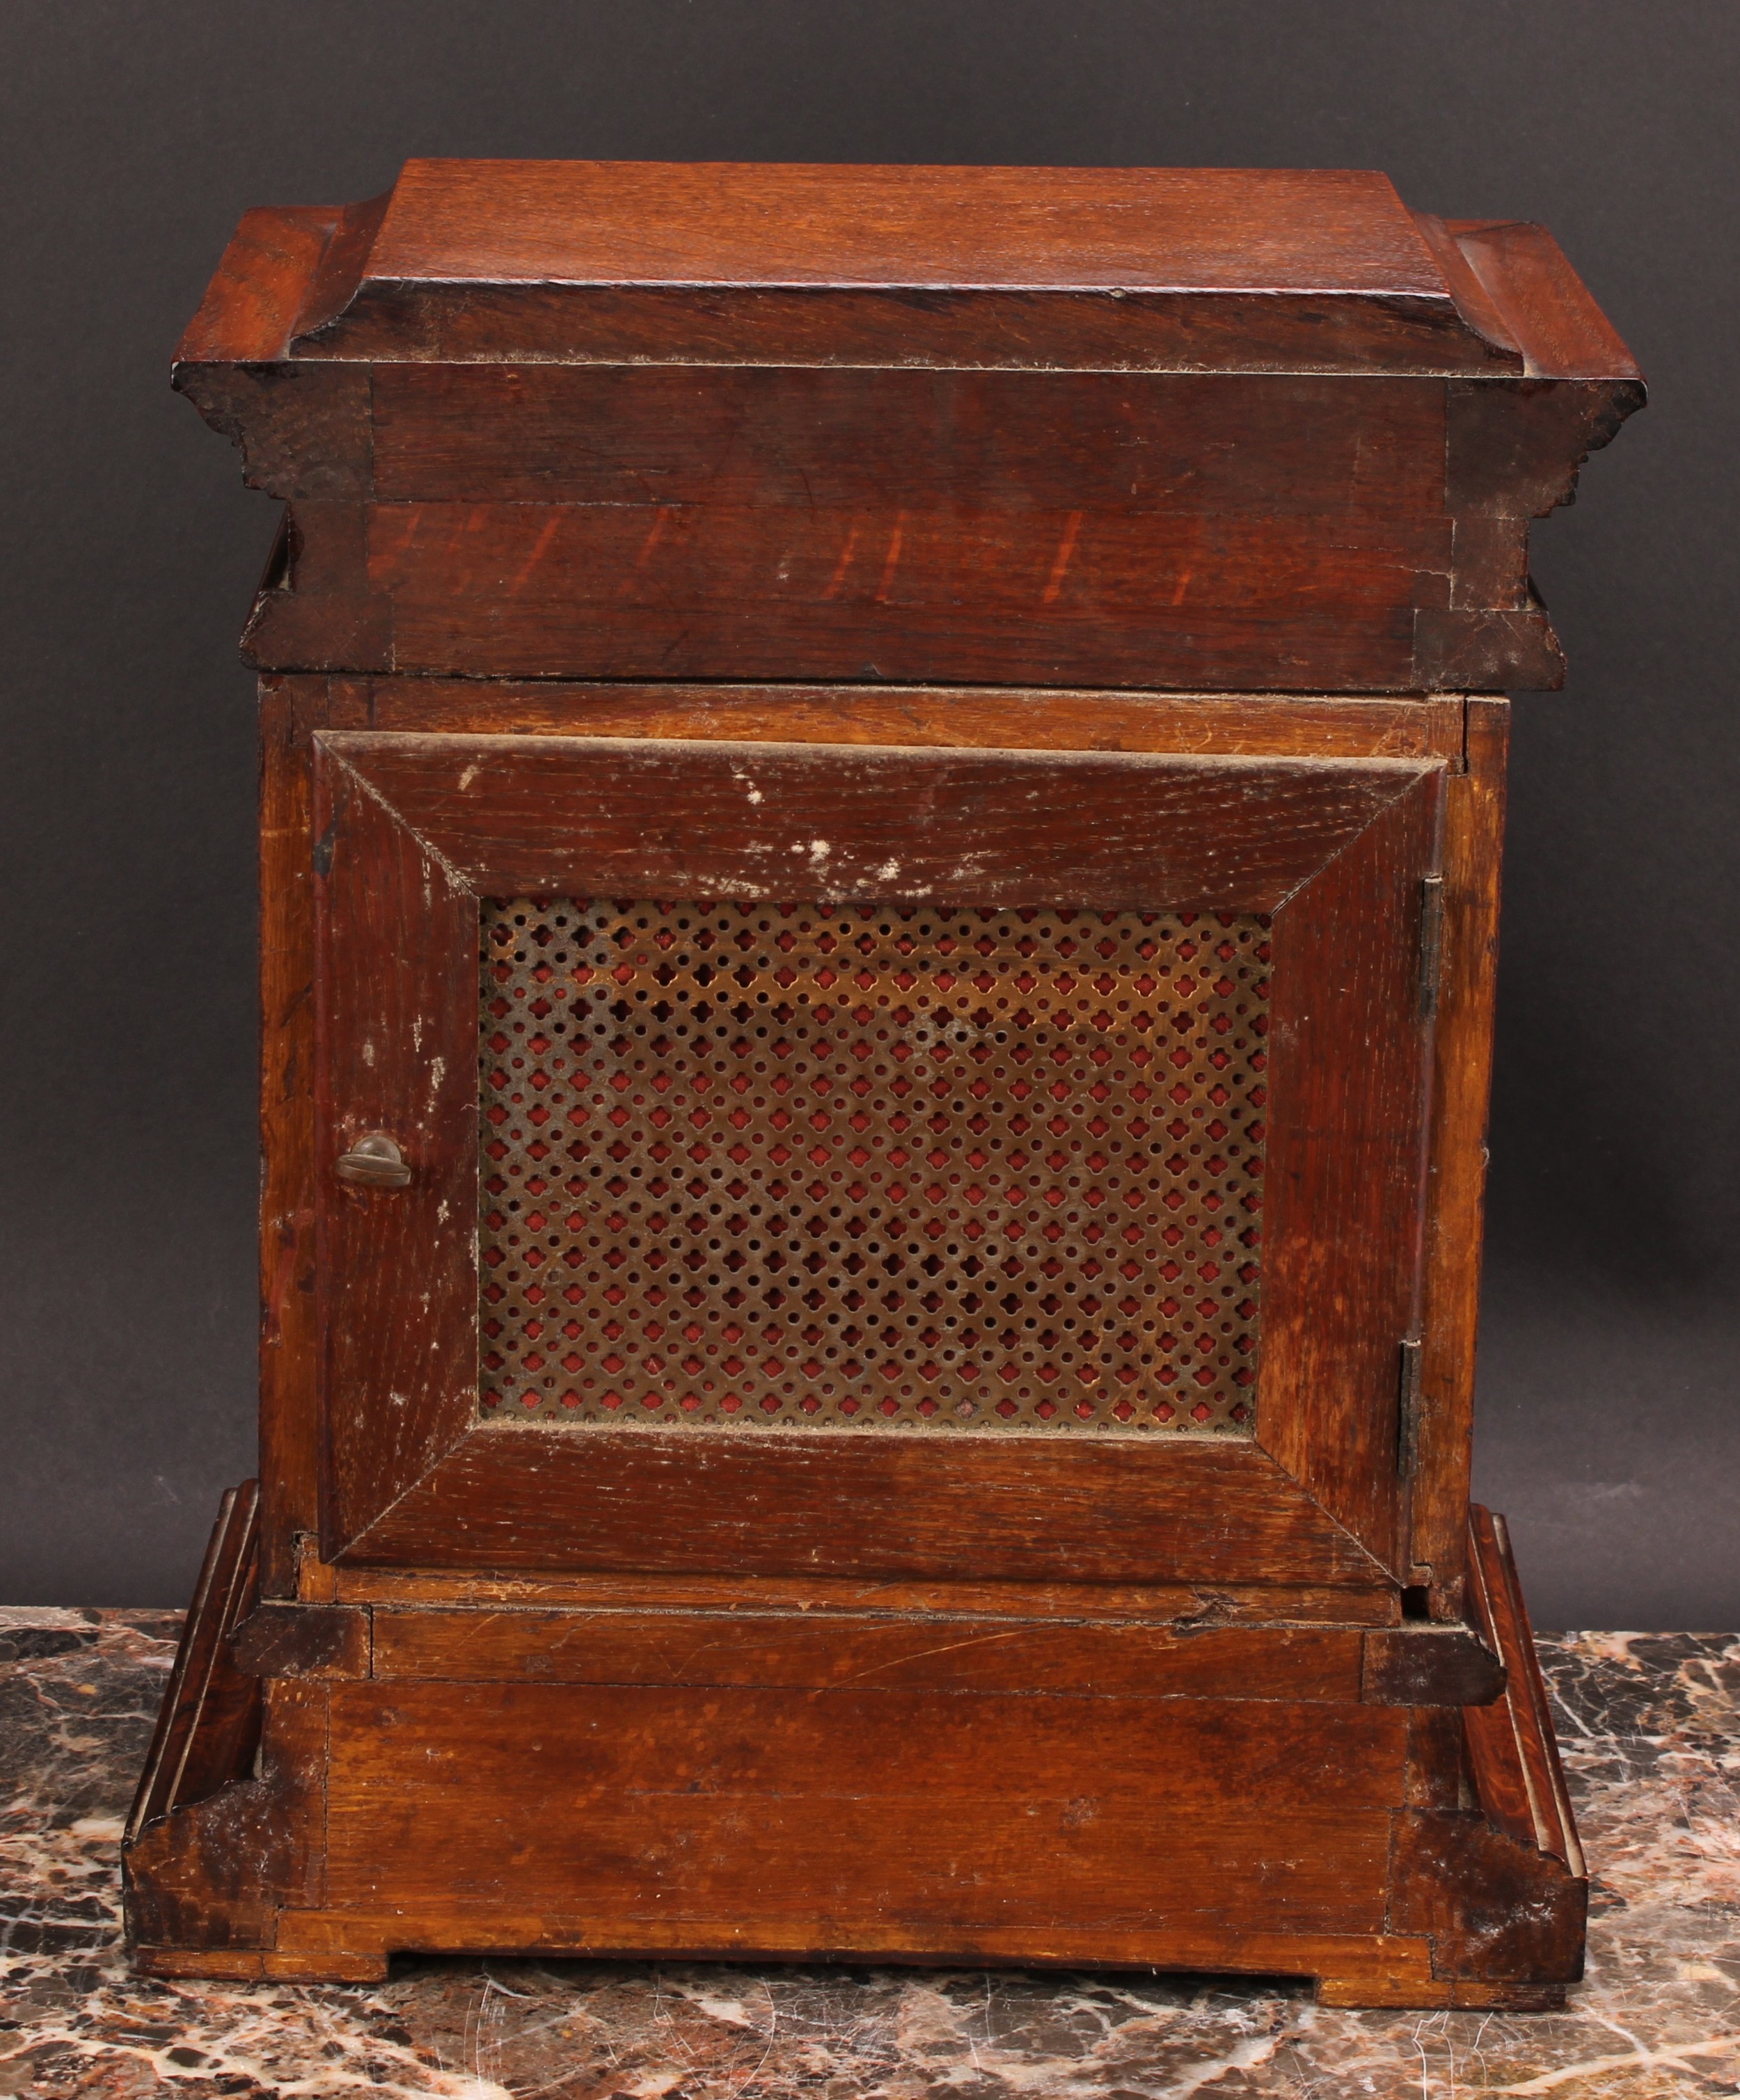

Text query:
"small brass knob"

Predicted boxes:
[[334, 1132, 411, 1188]]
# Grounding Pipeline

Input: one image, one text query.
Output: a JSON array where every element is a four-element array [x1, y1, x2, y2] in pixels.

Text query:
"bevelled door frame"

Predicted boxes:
[[313, 732, 1444, 1586]]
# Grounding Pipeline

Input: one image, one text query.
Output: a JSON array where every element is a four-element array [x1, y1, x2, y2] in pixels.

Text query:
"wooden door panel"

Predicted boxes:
[[313, 732, 1443, 1584]]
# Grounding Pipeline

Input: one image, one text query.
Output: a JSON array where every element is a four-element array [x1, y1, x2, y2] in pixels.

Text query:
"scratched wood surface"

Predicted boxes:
[[310, 727, 1440, 1577], [132, 157, 1642, 1999], [340, 1430, 1380, 1586], [126, 1500, 1581, 2006], [347, 161, 1460, 294], [283, 160, 1514, 372], [177, 164, 1565, 388], [262, 676, 1471, 1603], [1258, 777, 1444, 1576], [370, 365, 1453, 509], [361, 1607, 1494, 1706], [258, 687, 323, 1597], [323, 1563, 1406, 1625], [177, 161, 1640, 694], [317, 1680, 1407, 1930], [312, 759, 478, 1554], [363, 1609, 1370, 1696], [317, 730, 1435, 908], [251, 496, 1487, 691], [350, 679, 1471, 759], [1408, 699, 1508, 1610]]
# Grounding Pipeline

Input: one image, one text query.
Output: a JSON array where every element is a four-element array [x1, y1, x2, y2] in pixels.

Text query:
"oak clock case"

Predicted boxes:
[[124, 161, 1641, 2006]]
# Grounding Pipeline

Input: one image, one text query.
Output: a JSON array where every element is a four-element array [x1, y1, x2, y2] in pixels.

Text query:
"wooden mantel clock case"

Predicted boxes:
[[126, 161, 1641, 2007]]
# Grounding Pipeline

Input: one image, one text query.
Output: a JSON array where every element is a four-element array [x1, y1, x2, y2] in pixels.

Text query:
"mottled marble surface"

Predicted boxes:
[[1, 1612, 1735, 2097]]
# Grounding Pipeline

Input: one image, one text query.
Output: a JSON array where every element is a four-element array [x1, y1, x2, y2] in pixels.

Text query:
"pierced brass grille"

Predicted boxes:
[[479, 898, 1270, 1434]]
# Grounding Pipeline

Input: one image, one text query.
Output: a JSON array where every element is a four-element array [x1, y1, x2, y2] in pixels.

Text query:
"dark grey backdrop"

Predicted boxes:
[[2, 1, 1733, 1626]]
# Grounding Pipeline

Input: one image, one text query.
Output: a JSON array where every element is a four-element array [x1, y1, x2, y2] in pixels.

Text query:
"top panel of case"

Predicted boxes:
[[177, 159, 1640, 380]]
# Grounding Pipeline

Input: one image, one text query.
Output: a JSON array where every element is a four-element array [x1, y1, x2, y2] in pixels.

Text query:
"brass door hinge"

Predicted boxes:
[[1397, 1337, 1424, 1478], [1418, 873, 1446, 1019]]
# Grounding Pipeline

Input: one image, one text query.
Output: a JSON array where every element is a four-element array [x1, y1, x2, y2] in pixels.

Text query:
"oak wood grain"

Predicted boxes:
[[328, 1564, 1405, 1625], [1361, 1625, 1503, 1708], [232, 1602, 372, 1681], [125, 1483, 261, 1838], [127, 1514, 1576, 2007], [258, 685, 323, 1596], [125, 1670, 327, 1955], [319, 730, 1437, 912], [313, 728, 1440, 1577], [248, 499, 1471, 690], [313, 756, 479, 1554], [291, 159, 1517, 376], [371, 365, 1448, 511], [1409, 701, 1508, 1603], [322, 1677, 1406, 1930], [256, 1907, 1465, 2003], [355, 681, 1471, 763], [1257, 774, 1445, 1573], [1465, 1504, 1583, 1872], [367, 1605, 1368, 1699], [341, 1427, 1382, 1586], [175, 206, 340, 365], [139, 152, 1635, 2003], [1446, 218, 1645, 383], [365, 161, 1454, 295]]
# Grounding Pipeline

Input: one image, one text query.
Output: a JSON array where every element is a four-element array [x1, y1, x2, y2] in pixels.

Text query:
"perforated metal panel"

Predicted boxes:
[[480, 899, 1269, 1433]]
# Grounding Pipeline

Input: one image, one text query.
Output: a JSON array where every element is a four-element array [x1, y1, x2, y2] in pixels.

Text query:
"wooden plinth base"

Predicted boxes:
[[125, 1502, 1583, 2010]]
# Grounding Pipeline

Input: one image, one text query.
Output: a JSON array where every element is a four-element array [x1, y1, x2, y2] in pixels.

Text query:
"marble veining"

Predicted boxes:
[[2, 1613, 1736, 2097]]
